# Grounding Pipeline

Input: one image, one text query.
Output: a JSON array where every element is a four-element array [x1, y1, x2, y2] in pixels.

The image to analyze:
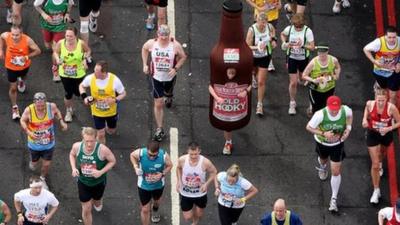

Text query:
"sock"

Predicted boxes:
[[331, 175, 341, 199], [225, 140, 232, 144], [318, 157, 327, 168]]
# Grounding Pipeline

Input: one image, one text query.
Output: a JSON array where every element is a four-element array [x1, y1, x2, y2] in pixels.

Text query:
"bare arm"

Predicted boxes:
[[245, 27, 256, 50], [362, 101, 371, 128], [69, 143, 80, 177], [0, 33, 6, 59], [301, 59, 315, 82], [304, 40, 315, 51], [27, 37, 41, 58], [332, 56, 341, 80], [14, 199, 24, 225], [163, 153, 173, 175], [363, 45, 378, 65], [99, 145, 116, 175], [52, 41, 62, 64], [116, 90, 126, 102], [141, 40, 152, 74], [243, 185, 258, 202], [203, 158, 217, 188], [1, 202, 11, 223], [20, 107, 31, 134], [51, 103, 67, 131], [389, 103, 400, 130], [81, 40, 91, 59]]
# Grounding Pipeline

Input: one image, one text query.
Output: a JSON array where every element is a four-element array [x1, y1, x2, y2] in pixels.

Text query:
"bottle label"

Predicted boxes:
[[212, 82, 248, 122], [223, 48, 240, 63]]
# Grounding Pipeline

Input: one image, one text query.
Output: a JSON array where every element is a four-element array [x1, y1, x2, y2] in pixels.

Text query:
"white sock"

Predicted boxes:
[[331, 175, 341, 199]]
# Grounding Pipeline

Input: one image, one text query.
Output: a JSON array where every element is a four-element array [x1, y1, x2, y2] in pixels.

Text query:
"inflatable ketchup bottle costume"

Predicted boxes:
[[209, 0, 253, 155]]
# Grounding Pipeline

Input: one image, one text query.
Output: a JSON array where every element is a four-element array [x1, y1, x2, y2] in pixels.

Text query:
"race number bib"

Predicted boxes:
[[50, 13, 64, 25], [95, 100, 110, 111], [63, 64, 77, 76], [81, 163, 96, 177], [11, 56, 26, 66], [144, 173, 161, 183]]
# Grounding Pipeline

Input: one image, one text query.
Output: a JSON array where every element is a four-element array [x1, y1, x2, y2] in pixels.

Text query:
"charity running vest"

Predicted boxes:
[[180, 155, 207, 198], [316, 106, 346, 144], [286, 25, 310, 60], [76, 142, 107, 186], [271, 210, 291, 225], [151, 40, 176, 82], [137, 148, 165, 191], [368, 101, 392, 131], [251, 23, 272, 58], [253, 0, 279, 21], [309, 55, 336, 93], [5, 33, 31, 71], [39, 0, 68, 32], [59, 39, 86, 78], [27, 103, 55, 151], [90, 73, 117, 117], [374, 36, 399, 77]]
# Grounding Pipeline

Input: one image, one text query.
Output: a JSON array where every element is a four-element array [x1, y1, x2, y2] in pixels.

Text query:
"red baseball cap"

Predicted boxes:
[[327, 95, 341, 111]]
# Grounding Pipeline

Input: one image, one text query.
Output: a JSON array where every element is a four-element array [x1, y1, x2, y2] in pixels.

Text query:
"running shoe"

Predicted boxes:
[[288, 101, 296, 115], [52, 65, 61, 82], [222, 142, 232, 155], [165, 97, 173, 108], [306, 105, 313, 118], [315, 165, 328, 181], [370, 188, 381, 204], [12, 105, 20, 120], [40, 176, 49, 190], [328, 198, 338, 212], [151, 210, 161, 223], [93, 200, 103, 212], [252, 75, 258, 89], [17, 77, 26, 93], [284, 3, 293, 22], [89, 13, 98, 32], [342, 0, 350, 8], [267, 60, 275, 72], [29, 161, 37, 171], [332, 0, 341, 14], [153, 128, 165, 142], [6, 9, 12, 24], [64, 108, 73, 122], [256, 102, 264, 117]]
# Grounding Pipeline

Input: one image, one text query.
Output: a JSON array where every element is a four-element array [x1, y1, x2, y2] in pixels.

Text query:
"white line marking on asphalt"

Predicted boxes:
[[170, 127, 180, 225], [167, 0, 176, 37]]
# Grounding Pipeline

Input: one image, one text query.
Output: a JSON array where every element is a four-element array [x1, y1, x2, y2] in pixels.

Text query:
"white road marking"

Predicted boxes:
[[170, 127, 180, 225]]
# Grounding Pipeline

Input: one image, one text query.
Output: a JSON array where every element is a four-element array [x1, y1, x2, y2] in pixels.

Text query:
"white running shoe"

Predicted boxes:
[[12, 105, 20, 120], [151, 210, 161, 223], [288, 101, 296, 115], [64, 108, 73, 122], [89, 12, 98, 32], [93, 200, 103, 212], [332, 0, 341, 13], [17, 77, 26, 93], [256, 102, 264, 116], [40, 176, 49, 190], [29, 161, 37, 171], [342, 0, 350, 8], [6, 9, 12, 24], [284, 3, 293, 22], [370, 189, 381, 204], [315, 165, 328, 181], [268, 61, 275, 72], [329, 198, 338, 212]]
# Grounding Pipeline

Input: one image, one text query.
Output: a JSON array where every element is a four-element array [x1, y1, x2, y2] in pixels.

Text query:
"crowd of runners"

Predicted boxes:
[[0, 0, 399, 224]]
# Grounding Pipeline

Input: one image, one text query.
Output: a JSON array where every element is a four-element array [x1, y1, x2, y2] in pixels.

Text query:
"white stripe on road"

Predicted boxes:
[[170, 127, 180, 225], [167, 0, 176, 37]]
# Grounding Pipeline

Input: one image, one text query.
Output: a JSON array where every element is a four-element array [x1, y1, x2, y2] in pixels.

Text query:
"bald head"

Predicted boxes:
[[273, 199, 287, 221]]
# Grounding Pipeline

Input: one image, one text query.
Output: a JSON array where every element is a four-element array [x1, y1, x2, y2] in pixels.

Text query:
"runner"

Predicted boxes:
[[14, 176, 59, 225], [0, 25, 41, 120], [11, 0, 23, 25], [280, 13, 314, 115], [306, 95, 353, 212], [363, 26, 400, 104], [130, 141, 173, 225], [260, 198, 303, 225], [0, 198, 11, 225], [245, 12, 277, 116], [362, 87, 400, 204], [141, 25, 187, 141], [79, 60, 126, 144], [332, 0, 351, 14], [69, 127, 116, 225], [215, 164, 258, 225], [209, 67, 251, 155], [143, 0, 167, 30], [34, 0, 74, 82], [245, 0, 281, 72], [378, 198, 400, 225], [302, 43, 341, 115], [176, 142, 217, 225], [53, 26, 91, 122], [20, 92, 68, 190], [78, 0, 102, 43], [5, 0, 12, 24]]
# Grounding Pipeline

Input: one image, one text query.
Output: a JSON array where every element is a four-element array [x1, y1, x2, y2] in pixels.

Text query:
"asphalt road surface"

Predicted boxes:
[[0, 0, 399, 224]]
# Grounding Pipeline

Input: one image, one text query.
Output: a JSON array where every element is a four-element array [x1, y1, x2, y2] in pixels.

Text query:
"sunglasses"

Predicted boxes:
[[34, 96, 46, 102]]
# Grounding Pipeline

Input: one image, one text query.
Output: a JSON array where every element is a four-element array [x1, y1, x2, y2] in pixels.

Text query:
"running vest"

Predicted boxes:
[[76, 142, 107, 186], [151, 39, 176, 82], [0, 200, 4, 223], [271, 210, 291, 225], [374, 36, 399, 77], [317, 106, 346, 144], [138, 148, 166, 191], [59, 39, 85, 78], [286, 25, 310, 60], [251, 23, 272, 58], [27, 103, 55, 151], [90, 73, 118, 117], [387, 207, 400, 225], [5, 33, 31, 71], [180, 155, 207, 198], [39, 0, 68, 32], [368, 101, 392, 131], [253, 0, 279, 22], [309, 55, 336, 93]]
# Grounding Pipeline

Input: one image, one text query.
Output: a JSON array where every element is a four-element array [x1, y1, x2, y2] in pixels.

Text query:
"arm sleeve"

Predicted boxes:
[[364, 38, 381, 52], [307, 111, 324, 129]]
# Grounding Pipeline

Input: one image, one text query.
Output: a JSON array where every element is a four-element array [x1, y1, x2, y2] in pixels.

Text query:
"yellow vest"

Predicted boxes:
[[272, 210, 291, 225], [90, 73, 117, 117], [27, 103, 55, 150], [253, 0, 280, 22], [374, 36, 400, 72]]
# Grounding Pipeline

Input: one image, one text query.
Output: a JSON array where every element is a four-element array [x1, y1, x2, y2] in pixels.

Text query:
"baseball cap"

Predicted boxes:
[[327, 95, 341, 111], [316, 42, 329, 52], [33, 92, 46, 101]]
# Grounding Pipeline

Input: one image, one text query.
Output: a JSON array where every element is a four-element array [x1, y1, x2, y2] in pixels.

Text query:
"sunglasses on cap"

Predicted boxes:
[[33, 93, 46, 101]]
